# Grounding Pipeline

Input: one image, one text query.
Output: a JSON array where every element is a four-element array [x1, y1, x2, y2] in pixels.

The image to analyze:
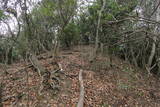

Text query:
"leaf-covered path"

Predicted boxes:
[[1, 46, 160, 107]]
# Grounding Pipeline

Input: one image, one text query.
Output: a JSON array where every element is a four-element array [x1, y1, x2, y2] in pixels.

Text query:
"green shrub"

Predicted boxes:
[[60, 22, 80, 47]]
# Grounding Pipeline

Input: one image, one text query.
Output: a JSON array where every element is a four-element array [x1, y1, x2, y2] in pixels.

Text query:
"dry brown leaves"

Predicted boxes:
[[0, 46, 160, 107]]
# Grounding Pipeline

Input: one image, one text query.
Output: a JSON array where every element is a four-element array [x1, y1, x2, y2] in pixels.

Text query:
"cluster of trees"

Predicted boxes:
[[0, 0, 160, 75]]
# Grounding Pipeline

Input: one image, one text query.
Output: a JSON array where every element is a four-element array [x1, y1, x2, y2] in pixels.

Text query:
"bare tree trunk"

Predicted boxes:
[[51, 38, 59, 58], [147, 0, 160, 72], [89, 0, 106, 62], [5, 48, 9, 65], [100, 42, 104, 54], [131, 46, 138, 67], [95, 0, 106, 52], [157, 57, 160, 75], [147, 0, 160, 73], [29, 54, 46, 76], [148, 36, 156, 67]]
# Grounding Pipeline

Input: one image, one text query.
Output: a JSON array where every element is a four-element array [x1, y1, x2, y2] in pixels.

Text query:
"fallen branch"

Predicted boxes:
[[77, 69, 85, 107]]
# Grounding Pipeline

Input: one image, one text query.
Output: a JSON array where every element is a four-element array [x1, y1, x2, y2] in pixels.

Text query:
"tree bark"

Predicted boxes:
[[146, 0, 160, 72], [147, 36, 156, 67], [90, 0, 106, 62], [77, 70, 84, 107], [29, 54, 46, 76], [95, 0, 106, 54]]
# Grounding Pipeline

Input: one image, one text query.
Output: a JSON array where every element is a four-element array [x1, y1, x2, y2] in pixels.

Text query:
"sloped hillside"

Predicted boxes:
[[0, 46, 160, 107]]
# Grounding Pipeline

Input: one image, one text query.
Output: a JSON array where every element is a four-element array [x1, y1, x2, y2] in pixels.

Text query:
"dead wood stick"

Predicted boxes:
[[77, 69, 84, 107]]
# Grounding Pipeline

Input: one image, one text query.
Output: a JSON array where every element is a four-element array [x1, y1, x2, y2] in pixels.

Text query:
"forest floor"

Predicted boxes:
[[0, 46, 160, 107]]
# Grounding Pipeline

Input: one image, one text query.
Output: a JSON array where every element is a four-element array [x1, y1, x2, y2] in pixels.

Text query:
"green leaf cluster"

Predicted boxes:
[[61, 22, 80, 47]]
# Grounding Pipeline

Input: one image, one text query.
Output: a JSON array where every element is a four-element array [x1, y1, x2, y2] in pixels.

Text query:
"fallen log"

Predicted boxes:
[[77, 69, 85, 107]]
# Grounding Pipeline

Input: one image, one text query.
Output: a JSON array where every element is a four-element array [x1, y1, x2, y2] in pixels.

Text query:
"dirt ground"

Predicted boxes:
[[0, 46, 160, 107]]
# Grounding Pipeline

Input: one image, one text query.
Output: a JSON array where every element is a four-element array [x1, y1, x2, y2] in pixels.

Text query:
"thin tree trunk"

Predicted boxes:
[[147, 36, 156, 67], [147, 0, 160, 71], [95, 0, 106, 54], [131, 46, 138, 67], [90, 0, 106, 62]]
